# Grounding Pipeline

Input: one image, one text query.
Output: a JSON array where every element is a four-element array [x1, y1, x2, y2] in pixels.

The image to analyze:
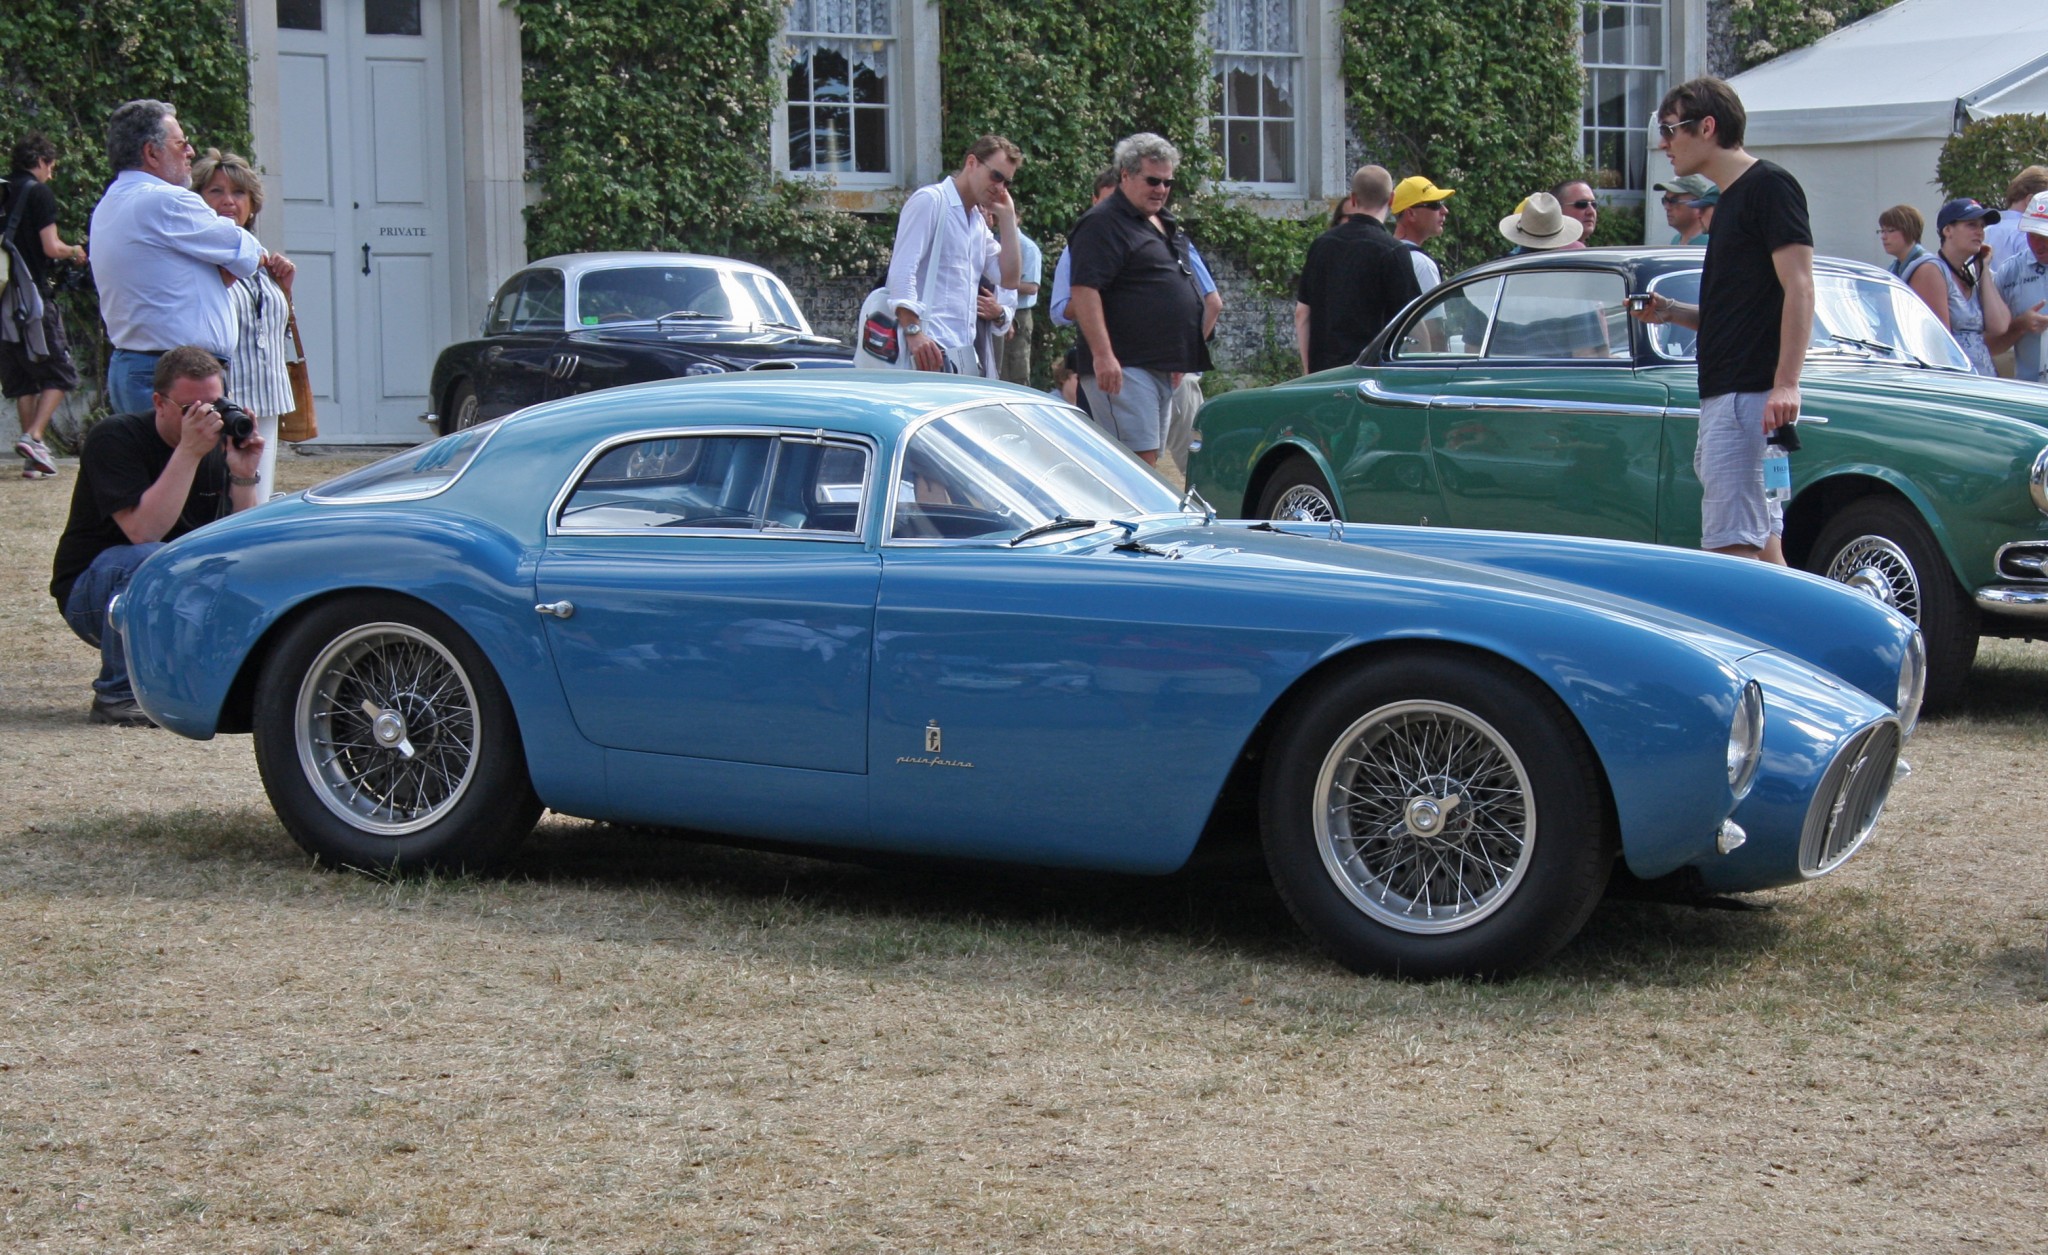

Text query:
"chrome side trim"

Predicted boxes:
[[1437, 394, 1672, 418], [1973, 584, 2048, 616], [1358, 379, 1432, 408]]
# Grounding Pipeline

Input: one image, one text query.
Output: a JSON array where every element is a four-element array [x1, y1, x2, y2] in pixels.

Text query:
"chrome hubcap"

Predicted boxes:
[[1826, 535, 1920, 621], [1272, 484, 1335, 523]]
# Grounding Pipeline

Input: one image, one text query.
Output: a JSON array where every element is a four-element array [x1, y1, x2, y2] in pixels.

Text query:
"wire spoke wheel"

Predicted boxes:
[[1271, 483, 1336, 522], [1315, 700, 1535, 934], [1824, 534, 1920, 621], [295, 623, 481, 836]]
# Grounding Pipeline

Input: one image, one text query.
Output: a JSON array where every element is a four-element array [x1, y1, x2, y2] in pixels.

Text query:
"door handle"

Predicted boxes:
[[361, 244, 371, 275], [534, 601, 574, 619]]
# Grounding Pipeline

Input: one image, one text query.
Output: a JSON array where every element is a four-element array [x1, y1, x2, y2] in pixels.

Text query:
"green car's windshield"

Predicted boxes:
[[1646, 268, 1972, 372]]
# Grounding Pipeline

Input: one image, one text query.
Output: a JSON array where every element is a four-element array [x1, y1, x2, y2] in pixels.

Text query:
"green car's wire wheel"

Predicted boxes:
[[1808, 498, 1977, 712], [1256, 455, 1338, 522], [1824, 534, 1920, 622]]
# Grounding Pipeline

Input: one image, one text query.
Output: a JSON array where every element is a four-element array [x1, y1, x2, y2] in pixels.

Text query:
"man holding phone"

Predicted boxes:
[[50, 346, 266, 726], [1632, 76, 1813, 566]]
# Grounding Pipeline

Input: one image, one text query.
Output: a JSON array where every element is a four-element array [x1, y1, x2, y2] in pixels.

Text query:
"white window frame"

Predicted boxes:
[[1580, 0, 1670, 208], [1205, 0, 1345, 204], [773, 0, 943, 203]]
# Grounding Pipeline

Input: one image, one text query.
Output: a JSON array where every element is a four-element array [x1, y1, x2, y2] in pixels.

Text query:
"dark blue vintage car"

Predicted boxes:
[[426, 252, 851, 435], [115, 376, 1922, 978]]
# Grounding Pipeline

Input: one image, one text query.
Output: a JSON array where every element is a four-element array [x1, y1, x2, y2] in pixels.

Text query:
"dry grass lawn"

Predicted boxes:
[[2, 449, 2044, 1252]]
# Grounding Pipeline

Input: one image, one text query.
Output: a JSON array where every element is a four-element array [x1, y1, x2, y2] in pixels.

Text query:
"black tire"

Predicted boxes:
[[440, 379, 481, 437], [253, 594, 541, 872], [1254, 454, 1338, 522], [1260, 654, 1615, 979], [1807, 497, 1977, 712]]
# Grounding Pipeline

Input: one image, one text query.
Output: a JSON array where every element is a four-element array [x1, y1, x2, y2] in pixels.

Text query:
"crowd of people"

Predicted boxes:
[[7, 99, 298, 726]]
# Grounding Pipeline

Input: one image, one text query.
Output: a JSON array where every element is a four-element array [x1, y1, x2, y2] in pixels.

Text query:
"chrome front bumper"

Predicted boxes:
[[1974, 584, 2048, 616]]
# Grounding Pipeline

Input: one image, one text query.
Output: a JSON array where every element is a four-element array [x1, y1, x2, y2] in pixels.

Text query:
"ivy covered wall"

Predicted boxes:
[[0, 0, 255, 402]]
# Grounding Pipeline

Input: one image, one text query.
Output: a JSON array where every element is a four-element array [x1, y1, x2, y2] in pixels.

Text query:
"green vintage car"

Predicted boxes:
[[1190, 247, 2048, 709]]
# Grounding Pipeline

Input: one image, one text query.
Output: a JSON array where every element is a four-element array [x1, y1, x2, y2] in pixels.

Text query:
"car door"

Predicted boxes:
[[1423, 268, 1671, 542], [535, 429, 880, 774], [476, 268, 570, 421]]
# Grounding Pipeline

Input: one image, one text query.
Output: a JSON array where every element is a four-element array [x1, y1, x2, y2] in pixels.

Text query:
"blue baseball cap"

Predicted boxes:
[[1937, 198, 2001, 230]]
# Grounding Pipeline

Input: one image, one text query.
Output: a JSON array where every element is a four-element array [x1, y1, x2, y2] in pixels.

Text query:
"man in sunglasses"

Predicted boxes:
[[1632, 76, 1813, 567], [1552, 178, 1601, 244], [1655, 173, 1714, 245], [885, 135, 1023, 374], [1390, 175, 1456, 291], [1066, 132, 1212, 465]]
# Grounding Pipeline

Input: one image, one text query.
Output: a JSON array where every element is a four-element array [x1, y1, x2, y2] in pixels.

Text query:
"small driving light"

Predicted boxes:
[[1717, 819, 1748, 855]]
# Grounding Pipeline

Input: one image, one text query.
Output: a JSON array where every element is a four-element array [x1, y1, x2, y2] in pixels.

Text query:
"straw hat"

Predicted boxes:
[[1499, 192, 1585, 250]]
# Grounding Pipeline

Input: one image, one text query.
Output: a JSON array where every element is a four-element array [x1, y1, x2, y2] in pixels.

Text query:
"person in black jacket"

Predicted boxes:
[[1293, 166, 1421, 374], [3, 133, 88, 479]]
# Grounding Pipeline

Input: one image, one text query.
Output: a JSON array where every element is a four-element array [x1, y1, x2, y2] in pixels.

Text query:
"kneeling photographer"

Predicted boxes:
[[49, 345, 266, 726]]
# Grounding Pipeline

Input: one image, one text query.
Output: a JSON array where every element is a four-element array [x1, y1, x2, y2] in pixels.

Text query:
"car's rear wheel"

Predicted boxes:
[[1255, 455, 1338, 522], [1261, 654, 1614, 979], [440, 379, 481, 437], [253, 595, 541, 872], [1807, 497, 1977, 711]]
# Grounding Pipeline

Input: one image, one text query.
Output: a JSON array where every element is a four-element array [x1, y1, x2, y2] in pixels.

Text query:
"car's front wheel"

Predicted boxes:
[[253, 595, 541, 871], [1255, 455, 1338, 523], [1261, 654, 1615, 979], [1807, 497, 1977, 711], [440, 379, 481, 437]]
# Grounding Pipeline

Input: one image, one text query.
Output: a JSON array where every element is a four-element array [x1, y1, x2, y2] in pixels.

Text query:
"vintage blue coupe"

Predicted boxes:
[[114, 376, 1923, 978]]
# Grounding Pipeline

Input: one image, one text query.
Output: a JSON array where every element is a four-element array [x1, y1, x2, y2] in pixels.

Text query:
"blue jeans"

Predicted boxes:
[[62, 543, 163, 703], [107, 347, 231, 414]]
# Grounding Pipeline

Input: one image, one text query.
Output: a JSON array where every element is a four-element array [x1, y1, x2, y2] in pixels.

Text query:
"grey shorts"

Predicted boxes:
[[1080, 366, 1172, 454], [1695, 391, 1781, 550]]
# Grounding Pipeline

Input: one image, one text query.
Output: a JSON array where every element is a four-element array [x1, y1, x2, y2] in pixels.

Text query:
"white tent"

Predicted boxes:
[[1674, 0, 2048, 262]]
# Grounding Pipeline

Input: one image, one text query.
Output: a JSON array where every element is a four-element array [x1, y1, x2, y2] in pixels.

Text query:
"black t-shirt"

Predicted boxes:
[[1066, 191, 1213, 375], [1698, 159, 1812, 398], [50, 411, 231, 609], [1296, 215, 1422, 372], [2, 175, 59, 293]]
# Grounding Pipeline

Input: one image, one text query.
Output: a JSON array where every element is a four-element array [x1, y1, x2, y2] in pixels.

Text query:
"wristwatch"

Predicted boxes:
[[902, 321, 923, 337], [230, 473, 261, 487]]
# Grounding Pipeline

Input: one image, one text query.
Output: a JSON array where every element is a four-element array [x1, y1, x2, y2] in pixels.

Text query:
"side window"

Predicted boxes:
[[1646, 269, 1700, 361], [509, 269, 565, 333], [485, 275, 526, 336], [556, 434, 867, 535], [1487, 271, 1631, 361], [1393, 276, 1502, 360]]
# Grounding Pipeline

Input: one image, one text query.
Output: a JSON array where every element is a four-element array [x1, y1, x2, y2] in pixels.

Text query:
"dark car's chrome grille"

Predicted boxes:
[[1995, 542, 2048, 581], [1800, 721, 1902, 877]]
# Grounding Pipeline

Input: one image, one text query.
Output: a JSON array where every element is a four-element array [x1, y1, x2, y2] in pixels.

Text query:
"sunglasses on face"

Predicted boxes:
[[1566, 200, 1598, 211], [1656, 118, 1702, 141], [1414, 201, 1448, 212], [984, 167, 1013, 187], [1138, 175, 1176, 189]]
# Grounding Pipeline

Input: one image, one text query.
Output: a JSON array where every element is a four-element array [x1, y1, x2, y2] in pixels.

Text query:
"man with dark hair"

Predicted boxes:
[[1067, 133, 1212, 463], [50, 345, 267, 725], [3, 132, 87, 479], [884, 134, 1022, 374], [1293, 165, 1421, 373], [1552, 178, 1600, 245], [88, 100, 271, 414], [1633, 75, 1814, 566]]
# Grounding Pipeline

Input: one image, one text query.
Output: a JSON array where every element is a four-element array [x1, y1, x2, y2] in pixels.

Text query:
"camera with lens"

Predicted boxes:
[[211, 399, 256, 448]]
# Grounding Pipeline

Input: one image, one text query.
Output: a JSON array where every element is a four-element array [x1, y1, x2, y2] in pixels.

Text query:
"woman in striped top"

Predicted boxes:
[[193, 150, 298, 496]]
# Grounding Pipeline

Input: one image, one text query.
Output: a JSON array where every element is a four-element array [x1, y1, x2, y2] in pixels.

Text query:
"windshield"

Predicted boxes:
[[889, 402, 1183, 542], [574, 265, 809, 330], [1645, 267, 1972, 371]]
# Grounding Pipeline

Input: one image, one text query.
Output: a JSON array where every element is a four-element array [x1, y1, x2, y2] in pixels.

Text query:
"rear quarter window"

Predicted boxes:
[[307, 424, 495, 503]]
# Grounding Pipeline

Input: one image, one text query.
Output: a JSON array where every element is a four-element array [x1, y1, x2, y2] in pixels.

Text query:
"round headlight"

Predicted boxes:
[[1897, 630, 1927, 736], [683, 362, 727, 377], [1728, 680, 1765, 801]]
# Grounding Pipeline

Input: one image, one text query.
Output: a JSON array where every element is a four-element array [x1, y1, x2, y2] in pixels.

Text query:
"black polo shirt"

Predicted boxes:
[[1066, 190, 1212, 375], [1296, 214, 1421, 372], [50, 411, 231, 610]]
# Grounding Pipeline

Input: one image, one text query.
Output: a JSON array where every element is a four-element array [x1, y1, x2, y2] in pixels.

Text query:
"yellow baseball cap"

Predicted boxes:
[[1392, 175, 1457, 215]]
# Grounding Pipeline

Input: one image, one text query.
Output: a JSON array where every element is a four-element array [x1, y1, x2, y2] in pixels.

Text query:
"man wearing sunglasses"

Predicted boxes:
[[885, 135, 1023, 374], [1066, 132, 1212, 464], [1631, 76, 1813, 567], [1552, 178, 1601, 244]]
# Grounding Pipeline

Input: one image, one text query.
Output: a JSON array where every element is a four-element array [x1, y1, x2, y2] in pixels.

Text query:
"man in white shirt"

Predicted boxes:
[[1390, 175, 1455, 291], [887, 135, 1022, 374], [90, 99, 269, 414]]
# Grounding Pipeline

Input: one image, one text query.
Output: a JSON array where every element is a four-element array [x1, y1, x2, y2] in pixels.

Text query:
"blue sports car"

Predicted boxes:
[[114, 375, 1923, 978]]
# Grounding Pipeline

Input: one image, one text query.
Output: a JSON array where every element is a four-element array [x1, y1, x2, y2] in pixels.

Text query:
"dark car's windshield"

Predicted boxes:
[[1645, 268, 1972, 372], [575, 265, 809, 331]]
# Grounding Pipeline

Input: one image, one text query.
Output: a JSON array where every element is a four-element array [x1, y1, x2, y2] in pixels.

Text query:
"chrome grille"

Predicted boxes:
[[1995, 542, 2048, 581], [1800, 720, 1902, 877]]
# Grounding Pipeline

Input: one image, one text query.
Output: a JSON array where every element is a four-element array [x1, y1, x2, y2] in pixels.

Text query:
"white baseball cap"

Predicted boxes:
[[2022, 190, 2048, 238]]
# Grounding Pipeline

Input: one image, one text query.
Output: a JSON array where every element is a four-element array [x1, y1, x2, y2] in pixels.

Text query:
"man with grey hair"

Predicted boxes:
[[1294, 164, 1419, 373], [89, 100, 272, 414], [1066, 133, 1211, 464]]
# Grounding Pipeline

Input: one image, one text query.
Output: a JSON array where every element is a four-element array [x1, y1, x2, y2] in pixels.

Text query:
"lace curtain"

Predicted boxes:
[[787, 0, 893, 78], [1208, 0, 1297, 105]]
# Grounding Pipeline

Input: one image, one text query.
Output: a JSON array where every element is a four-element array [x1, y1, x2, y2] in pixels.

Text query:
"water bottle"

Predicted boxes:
[[1764, 423, 1798, 507]]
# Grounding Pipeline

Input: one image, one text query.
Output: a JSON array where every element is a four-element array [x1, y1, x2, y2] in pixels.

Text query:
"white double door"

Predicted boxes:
[[276, 0, 459, 441]]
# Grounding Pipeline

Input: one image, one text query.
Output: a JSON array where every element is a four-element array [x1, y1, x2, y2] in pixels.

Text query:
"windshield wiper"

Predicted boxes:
[[654, 309, 718, 324], [1822, 333, 1903, 358], [1008, 515, 1103, 546]]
